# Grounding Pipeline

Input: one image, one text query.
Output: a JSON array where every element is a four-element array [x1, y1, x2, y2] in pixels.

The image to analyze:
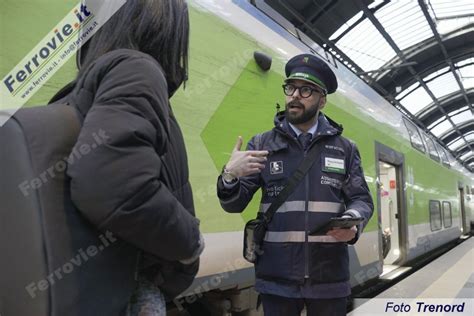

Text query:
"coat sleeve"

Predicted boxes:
[[342, 142, 374, 244], [67, 56, 200, 261], [217, 136, 262, 213]]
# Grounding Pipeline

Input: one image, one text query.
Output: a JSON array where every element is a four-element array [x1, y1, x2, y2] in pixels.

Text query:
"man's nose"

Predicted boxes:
[[291, 88, 301, 99]]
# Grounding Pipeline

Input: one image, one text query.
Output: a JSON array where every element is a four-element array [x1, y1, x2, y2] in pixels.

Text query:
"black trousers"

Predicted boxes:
[[260, 294, 347, 316]]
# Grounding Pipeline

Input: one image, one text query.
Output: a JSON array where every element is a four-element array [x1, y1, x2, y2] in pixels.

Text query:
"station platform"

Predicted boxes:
[[349, 237, 473, 315], [376, 237, 473, 299]]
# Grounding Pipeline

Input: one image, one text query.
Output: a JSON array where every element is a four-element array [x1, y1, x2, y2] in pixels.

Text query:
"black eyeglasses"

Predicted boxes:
[[282, 83, 325, 98]]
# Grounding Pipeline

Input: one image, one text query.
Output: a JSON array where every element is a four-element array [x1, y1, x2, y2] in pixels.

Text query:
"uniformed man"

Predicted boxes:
[[217, 53, 374, 316]]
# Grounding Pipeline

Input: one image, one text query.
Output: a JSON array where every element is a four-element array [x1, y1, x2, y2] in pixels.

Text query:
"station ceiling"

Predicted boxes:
[[256, 0, 474, 172]]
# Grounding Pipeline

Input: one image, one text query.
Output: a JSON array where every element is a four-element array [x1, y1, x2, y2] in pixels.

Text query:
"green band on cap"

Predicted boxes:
[[288, 72, 327, 90]]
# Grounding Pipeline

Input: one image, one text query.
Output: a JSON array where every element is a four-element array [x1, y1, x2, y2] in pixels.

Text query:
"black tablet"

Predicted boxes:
[[309, 217, 364, 236]]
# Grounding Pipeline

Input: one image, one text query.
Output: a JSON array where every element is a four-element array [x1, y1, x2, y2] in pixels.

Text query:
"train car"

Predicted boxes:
[[1, 0, 472, 315], [172, 1, 474, 313]]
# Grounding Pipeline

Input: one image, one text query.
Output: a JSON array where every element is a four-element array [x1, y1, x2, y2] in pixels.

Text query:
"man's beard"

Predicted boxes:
[[285, 100, 319, 125]]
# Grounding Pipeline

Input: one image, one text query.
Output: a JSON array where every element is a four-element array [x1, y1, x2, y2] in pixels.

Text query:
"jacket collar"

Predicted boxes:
[[274, 111, 343, 139], [288, 121, 318, 138]]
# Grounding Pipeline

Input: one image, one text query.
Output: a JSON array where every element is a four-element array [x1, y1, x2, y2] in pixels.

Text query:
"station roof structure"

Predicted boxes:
[[254, 0, 474, 172]]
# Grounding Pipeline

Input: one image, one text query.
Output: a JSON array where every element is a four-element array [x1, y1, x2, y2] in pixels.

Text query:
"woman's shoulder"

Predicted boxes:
[[81, 49, 167, 97], [95, 49, 164, 76], [79, 49, 171, 135], [76, 49, 169, 116], [99, 49, 158, 64]]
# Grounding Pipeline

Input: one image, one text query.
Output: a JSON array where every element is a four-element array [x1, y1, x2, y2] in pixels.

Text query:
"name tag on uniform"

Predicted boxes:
[[323, 157, 345, 174]]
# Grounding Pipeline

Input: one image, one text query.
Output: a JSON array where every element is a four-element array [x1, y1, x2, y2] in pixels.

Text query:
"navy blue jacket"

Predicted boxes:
[[217, 112, 373, 297]]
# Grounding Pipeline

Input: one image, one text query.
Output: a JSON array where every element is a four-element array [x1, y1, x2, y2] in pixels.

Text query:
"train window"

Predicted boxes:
[[423, 135, 440, 162], [435, 142, 450, 167], [442, 147, 453, 167], [442, 201, 452, 228], [429, 200, 442, 231], [403, 119, 425, 153]]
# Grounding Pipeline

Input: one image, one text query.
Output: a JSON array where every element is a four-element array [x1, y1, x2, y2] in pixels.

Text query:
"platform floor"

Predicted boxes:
[[349, 238, 473, 315], [377, 237, 473, 298]]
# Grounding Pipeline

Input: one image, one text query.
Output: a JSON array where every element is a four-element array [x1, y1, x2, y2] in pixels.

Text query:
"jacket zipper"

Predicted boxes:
[[293, 135, 310, 280], [304, 135, 321, 280], [304, 157, 309, 279], [288, 132, 326, 281]]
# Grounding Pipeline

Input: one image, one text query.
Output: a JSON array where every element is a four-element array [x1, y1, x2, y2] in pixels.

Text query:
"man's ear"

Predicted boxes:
[[318, 95, 327, 110]]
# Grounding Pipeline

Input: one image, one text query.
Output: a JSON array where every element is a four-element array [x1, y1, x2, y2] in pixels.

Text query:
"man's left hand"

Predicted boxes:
[[326, 226, 357, 242]]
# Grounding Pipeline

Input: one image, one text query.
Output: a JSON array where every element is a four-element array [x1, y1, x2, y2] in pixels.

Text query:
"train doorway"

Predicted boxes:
[[378, 161, 401, 265], [375, 142, 407, 275]]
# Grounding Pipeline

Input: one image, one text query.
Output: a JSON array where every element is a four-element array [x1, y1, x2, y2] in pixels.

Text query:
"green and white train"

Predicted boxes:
[[1, 0, 472, 314], [176, 0, 474, 311]]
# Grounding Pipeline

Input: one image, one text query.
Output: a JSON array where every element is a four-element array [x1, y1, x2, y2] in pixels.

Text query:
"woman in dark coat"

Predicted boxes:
[[51, 1, 204, 314]]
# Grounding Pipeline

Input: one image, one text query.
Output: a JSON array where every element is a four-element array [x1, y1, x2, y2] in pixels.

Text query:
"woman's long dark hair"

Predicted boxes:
[[77, 0, 189, 87]]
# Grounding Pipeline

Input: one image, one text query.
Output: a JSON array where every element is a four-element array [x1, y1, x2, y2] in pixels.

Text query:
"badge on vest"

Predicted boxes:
[[323, 157, 345, 174], [270, 161, 283, 174]]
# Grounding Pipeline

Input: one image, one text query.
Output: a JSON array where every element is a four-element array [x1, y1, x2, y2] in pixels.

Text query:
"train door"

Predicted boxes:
[[378, 161, 401, 265], [375, 142, 407, 272], [458, 185, 467, 234]]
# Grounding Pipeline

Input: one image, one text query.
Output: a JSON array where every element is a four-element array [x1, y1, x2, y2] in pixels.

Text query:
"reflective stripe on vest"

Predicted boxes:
[[264, 231, 339, 243], [259, 200, 343, 214]]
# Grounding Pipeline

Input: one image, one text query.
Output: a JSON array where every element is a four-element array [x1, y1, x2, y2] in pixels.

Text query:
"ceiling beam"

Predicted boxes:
[[355, 62, 418, 75], [441, 120, 474, 139], [435, 13, 474, 21], [358, 0, 473, 168], [275, 0, 368, 76], [374, 29, 474, 93], [455, 145, 472, 159], [419, 88, 474, 126], [441, 121, 474, 143], [455, 140, 474, 154], [460, 153, 474, 163], [418, 0, 473, 115], [304, 0, 338, 25], [464, 156, 474, 165]]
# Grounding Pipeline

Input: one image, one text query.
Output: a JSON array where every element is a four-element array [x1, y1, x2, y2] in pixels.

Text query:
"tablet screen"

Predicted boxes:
[[309, 217, 363, 235]]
